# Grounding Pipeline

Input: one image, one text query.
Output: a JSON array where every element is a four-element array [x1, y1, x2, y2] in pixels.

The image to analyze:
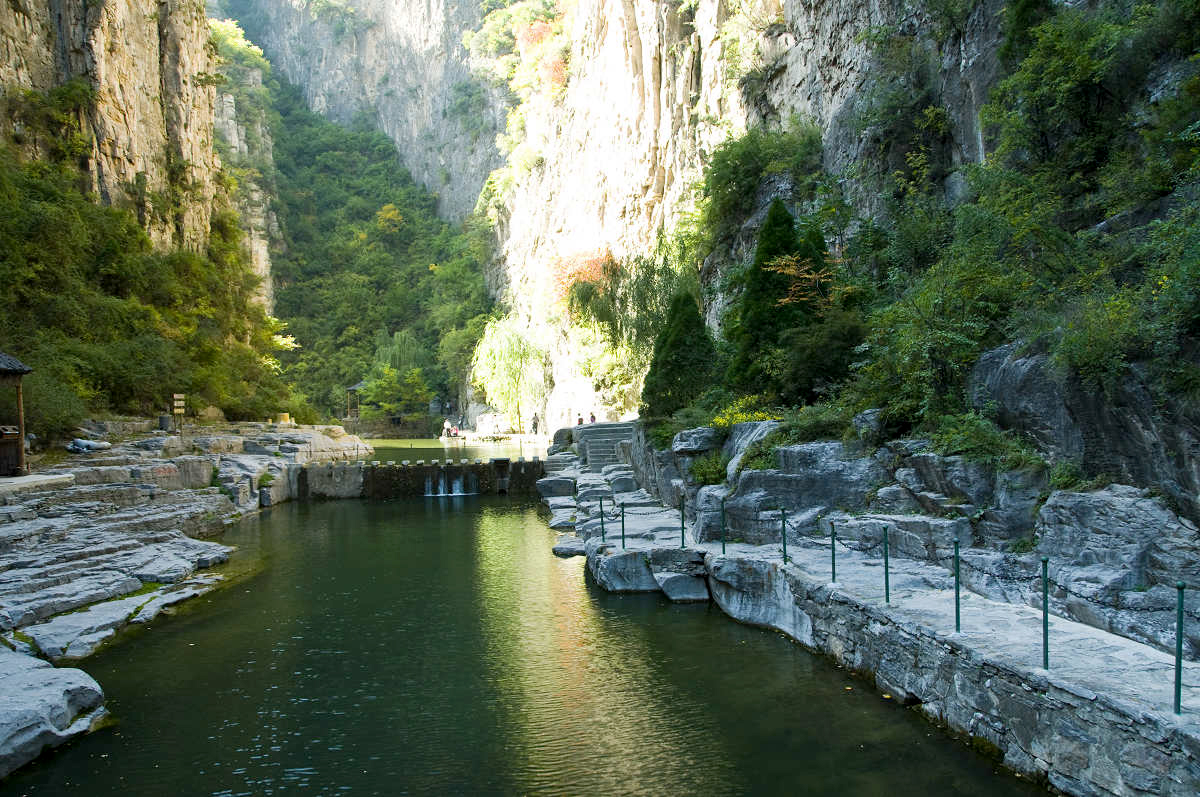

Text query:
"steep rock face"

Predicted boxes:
[[0, 0, 220, 249], [225, 0, 1004, 419], [970, 343, 1200, 523], [213, 70, 279, 308], [224, 0, 503, 221]]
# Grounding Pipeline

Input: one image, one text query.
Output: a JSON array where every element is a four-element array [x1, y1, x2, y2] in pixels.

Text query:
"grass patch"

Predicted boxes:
[[929, 411, 1044, 471], [689, 451, 731, 485], [258, 471, 275, 487], [1008, 536, 1038, 554]]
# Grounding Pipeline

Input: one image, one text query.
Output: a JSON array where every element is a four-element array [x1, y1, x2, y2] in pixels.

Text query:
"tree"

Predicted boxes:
[[470, 316, 547, 432], [726, 199, 822, 392], [640, 292, 715, 419]]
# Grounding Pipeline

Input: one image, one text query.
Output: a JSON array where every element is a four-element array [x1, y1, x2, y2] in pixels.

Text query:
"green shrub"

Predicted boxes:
[[930, 411, 1044, 471], [711, 394, 777, 428], [1048, 461, 1085, 490], [688, 450, 730, 486], [641, 291, 716, 420], [700, 124, 822, 241]]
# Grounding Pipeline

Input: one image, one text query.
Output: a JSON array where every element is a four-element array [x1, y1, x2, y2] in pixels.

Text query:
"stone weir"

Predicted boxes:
[[538, 430, 1200, 796], [297, 458, 545, 501]]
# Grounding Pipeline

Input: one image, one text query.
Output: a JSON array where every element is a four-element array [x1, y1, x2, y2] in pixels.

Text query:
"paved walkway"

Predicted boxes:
[[550, 462, 1200, 727]]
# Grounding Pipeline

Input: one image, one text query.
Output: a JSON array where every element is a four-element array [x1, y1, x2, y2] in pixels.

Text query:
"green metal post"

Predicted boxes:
[[720, 497, 726, 555], [620, 503, 626, 549], [1176, 581, 1185, 715], [954, 538, 961, 633], [679, 495, 685, 548], [781, 508, 788, 564], [831, 523, 837, 583], [599, 497, 605, 542], [883, 526, 890, 604], [1041, 556, 1050, 670]]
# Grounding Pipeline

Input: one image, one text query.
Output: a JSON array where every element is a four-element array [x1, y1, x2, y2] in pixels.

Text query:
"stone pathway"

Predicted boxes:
[[540, 455, 1200, 795]]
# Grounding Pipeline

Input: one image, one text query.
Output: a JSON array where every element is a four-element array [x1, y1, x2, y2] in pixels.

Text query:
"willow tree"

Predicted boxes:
[[470, 316, 548, 432]]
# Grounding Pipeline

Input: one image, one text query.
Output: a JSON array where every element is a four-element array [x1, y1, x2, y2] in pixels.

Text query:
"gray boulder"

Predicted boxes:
[[1036, 485, 1200, 590], [672, 427, 724, 455], [0, 647, 105, 778], [970, 343, 1200, 522], [654, 572, 709, 602], [536, 475, 576, 499], [585, 538, 659, 592], [723, 421, 779, 482]]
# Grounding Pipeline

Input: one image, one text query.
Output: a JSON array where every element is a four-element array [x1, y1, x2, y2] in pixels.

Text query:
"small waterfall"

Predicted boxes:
[[438, 471, 447, 496], [424, 474, 433, 496], [466, 472, 478, 494], [451, 474, 463, 495]]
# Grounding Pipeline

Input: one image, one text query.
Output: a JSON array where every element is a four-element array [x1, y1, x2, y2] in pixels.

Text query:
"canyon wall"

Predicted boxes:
[[223, 0, 1003, 423], [222, 0, 504, 222], [1, 0, 221, 250]]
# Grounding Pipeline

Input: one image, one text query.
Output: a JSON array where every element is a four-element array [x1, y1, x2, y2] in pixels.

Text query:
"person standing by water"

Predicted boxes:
[[589, 412, 596, 423], [576, 415, 583, 426], [531, 413, 539, 435]]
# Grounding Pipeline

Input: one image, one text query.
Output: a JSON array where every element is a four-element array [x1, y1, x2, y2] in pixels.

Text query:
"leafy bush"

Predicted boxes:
[[700, 123, 823, 241], [641, 292, 716, 420], [710, 395, 777, 428], [688, 450, 730, 486], [930, 411, 1044, 471]]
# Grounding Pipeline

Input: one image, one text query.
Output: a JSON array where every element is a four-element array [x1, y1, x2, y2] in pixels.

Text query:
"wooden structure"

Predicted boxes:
[[0, 353, 32, 477], [346, 380, 364, 420]]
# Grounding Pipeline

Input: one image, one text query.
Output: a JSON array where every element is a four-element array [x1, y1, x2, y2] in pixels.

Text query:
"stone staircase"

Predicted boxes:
[[571, 422, 635, 472]]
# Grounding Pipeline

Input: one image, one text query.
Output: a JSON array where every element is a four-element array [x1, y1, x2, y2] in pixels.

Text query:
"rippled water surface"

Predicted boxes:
[[5, 499, 1043, 795]]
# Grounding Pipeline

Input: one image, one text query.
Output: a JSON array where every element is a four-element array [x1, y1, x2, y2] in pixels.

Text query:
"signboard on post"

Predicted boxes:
[[173, 393, 185, 435]]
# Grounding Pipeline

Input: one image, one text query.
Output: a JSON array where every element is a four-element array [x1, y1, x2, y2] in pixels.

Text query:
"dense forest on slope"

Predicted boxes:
[[576, 0, 1200, 465], [211, 21, 493, 423], [0, 83, 291, 437]]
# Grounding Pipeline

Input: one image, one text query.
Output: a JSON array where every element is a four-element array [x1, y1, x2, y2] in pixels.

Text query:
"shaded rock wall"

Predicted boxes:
[[1, 0, 221, 249], [970, 343, 1200, 523], [222, 0, 503, 221]]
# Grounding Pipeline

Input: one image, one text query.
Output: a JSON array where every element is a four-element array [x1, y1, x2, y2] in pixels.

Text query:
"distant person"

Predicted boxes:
[[442, 418, 452, 437], [589, 412, 596, 423], [531, 413, 539, 435], [576, 415, 583, 426]]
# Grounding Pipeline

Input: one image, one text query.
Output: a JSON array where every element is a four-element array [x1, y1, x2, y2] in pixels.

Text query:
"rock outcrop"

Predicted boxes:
[[540, 428, 1200, 796], [1, 0, 221, 249], [970, 342, 1200, 523], [626, 421, 1200, 660], [0, 646, 105, 779]]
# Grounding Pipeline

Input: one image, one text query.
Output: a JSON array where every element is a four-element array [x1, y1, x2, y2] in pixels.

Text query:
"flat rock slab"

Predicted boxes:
[[24, 575, 222, 661], [536, 475, 576, 498], [552, 535, 587, 558], [654, 572, 710, 602], [0, 646, 105, 778], [0, 475, 75, 498]]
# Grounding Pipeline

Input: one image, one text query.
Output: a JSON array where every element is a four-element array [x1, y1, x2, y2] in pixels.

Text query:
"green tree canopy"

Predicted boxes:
[[640, 292, 716, 420]]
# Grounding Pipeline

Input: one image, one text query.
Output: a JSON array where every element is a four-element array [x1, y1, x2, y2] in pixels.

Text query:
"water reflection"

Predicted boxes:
[[4, 499, 1043, 796]]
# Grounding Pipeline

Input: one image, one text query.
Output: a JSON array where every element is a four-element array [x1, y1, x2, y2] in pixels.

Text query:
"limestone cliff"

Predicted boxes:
[[220, 0, 1003, 424], [223, 0, 504, 221], [213, 60, 279, 309], [1, 0, 221, 250]]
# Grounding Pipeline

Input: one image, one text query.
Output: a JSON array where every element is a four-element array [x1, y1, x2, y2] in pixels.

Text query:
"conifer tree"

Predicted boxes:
[[640, 291, 715, 419], [726, 198, 808, 390]]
